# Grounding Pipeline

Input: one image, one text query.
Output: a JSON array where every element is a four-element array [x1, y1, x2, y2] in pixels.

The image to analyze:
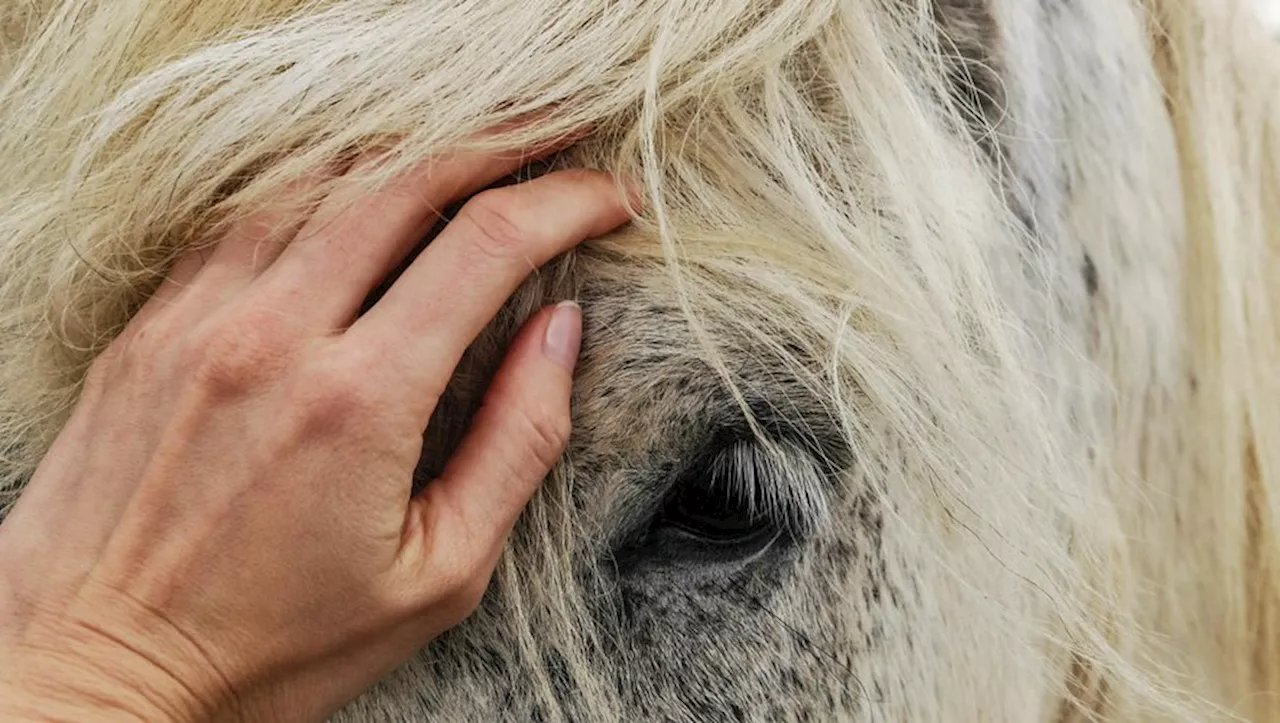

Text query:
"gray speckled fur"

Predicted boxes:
[[330, 1, 1165, 720]]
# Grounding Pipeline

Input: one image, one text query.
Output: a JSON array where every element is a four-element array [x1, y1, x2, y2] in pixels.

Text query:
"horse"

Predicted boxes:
[[1, 0, 1277, 720]]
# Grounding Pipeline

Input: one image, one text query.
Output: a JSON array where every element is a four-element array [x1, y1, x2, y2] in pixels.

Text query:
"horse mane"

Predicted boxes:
[[0, 0, 1276, 719], [1139, 1, 1280, 717]]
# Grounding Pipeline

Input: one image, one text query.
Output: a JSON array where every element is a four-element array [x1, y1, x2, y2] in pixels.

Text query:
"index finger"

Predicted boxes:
[[255, 126, 588, 329], [343, 169, 632, 421]]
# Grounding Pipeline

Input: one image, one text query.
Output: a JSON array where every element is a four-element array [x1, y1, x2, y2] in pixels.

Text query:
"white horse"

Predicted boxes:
[[1, 0, 1277, 720]]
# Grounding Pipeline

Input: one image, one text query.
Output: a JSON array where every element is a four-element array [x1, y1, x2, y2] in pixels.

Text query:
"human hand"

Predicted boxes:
[[0, 144, 633, 722]]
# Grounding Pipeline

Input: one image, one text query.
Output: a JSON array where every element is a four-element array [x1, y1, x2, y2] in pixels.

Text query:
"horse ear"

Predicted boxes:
[[1146, 3, 1280, 720]]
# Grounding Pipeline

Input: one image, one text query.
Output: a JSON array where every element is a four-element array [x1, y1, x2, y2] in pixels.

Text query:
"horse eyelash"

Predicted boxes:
[[704, 439, 832, 536]]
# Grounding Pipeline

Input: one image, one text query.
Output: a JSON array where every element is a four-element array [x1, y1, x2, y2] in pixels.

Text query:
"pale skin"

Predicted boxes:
[[0, 141, 635, 722]]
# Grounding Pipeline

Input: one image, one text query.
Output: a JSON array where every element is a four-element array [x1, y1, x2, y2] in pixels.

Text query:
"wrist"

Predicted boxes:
[[0, 669, 177, 723], [4, 599, 229, 723], [1, 639, 201, 723], [0, 681, 157, 723]]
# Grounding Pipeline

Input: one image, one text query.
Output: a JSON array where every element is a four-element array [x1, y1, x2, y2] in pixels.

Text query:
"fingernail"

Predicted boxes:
[[543, 301, 583, 369]]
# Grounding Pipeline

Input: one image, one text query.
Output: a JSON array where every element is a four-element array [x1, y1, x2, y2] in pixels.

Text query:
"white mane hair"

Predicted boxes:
[[0, 0, 1276, 720]]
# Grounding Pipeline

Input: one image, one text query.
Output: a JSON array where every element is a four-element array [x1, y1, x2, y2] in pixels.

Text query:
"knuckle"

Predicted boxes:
[[456, 189, 538, 261], [431, 556, 491, 619], [185, 315, 296, 394], [80, 355, 113, 398], [453, 575, 491, 618], [291, 354, 382, 425], [511, 403, 571, 472], [88, 321, 172, 391], [117, 324, 170, 373]]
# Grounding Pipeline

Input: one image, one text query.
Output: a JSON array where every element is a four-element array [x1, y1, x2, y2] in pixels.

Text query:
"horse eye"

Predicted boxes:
[[648, 441, 777, 546], [655, 475, 771, 543]]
